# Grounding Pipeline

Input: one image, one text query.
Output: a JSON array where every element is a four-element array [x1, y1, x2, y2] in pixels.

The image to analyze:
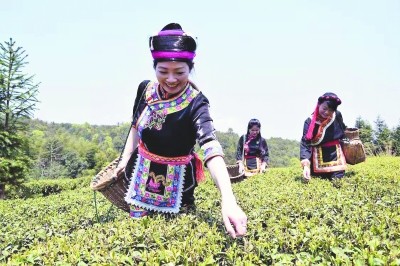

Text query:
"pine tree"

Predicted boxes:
[[355, 116, 374, 155], [391, 121, 400, 156], [373, 116, 392, 155], [355, 116, 373, 143], [0, 38, 39, 131], [0, 38, 39, 198]]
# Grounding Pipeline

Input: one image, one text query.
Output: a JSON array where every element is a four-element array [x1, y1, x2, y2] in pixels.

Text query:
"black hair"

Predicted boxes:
[[247, 118, 261, 130], [318, 92, 341, 111], [162, 23, 182, 31], [324, 100, 339, 111]]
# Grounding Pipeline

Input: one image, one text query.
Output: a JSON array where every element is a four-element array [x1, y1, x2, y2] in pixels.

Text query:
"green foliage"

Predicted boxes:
[[267, 137, 299, 167], [1, 157, 399, 264], [216, 128, 240, 165], [0, 38, 39, 132], [216, 129, 300, 167], [355, 115, 400, 157], [355, 116, 374, 155], [0, 38, 39, 197], [391, 122, 400, 156], [0, 131, 27, 158], [0, 131, 30, 188], [17, 116, 400, 181], [0, 157, 30, 185], [6, 176, 91, 199], [24, 119, 122, 179], [373, 116, 392, 155]]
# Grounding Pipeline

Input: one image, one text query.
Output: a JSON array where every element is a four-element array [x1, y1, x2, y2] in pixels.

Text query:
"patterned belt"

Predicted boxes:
[[138, 141, 205, 182], [322, 139, 340, 147], [138, 141, 193, 165]]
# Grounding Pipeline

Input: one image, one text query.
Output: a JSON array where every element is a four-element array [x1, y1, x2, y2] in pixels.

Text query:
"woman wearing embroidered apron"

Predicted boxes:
[[300, 92, 347, 181], [236, 119, 269, 177], [114, 23, 247, 238]]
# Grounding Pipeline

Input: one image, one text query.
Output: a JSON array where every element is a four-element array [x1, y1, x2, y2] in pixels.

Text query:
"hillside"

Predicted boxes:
[[23, 120, 300, 180], [1, 157, 399, 265]]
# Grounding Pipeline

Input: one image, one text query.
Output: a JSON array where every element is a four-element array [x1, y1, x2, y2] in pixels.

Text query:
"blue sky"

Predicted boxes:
[[1, 0, 399, 140]]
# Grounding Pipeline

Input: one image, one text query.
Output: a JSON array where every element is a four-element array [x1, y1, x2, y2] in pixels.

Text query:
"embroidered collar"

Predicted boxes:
[[310, 112, 336, 146], [135, 81, 200, 133], [144, 81, 199, 113]]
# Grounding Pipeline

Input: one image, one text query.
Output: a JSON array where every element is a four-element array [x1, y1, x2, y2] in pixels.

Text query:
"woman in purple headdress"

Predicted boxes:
[[113, 23, 247, 238], [300, 92, 347, 181], [236, 119, 269, 177]]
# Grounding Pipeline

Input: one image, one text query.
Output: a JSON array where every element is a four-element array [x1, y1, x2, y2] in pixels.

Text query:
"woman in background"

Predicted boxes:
[[300, 92, 347, 181], [236, 119, 269, 177]]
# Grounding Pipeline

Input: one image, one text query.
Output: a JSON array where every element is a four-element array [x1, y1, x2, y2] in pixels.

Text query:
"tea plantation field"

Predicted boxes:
[[1, 157, 399, 265]]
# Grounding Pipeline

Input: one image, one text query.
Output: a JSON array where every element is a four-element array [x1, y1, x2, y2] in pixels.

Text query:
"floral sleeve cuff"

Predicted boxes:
[[201, 140, 224, 165]]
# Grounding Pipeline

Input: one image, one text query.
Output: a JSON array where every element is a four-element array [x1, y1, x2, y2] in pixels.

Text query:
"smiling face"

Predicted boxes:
[[318, 101, 335, 119], [248, 125, 260, 138], [155, 61, 190, 95]]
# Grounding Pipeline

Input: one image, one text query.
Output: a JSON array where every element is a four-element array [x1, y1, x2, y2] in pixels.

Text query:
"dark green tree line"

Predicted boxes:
[[355, 116, 400, 156]]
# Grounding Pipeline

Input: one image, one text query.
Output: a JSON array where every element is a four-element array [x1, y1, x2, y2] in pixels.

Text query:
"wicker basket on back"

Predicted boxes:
[[340, 128, 366, 165], [90, 158, 130, 212]]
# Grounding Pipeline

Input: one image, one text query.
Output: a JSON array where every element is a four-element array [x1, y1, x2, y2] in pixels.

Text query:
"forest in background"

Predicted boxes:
[[20, 119, 300, 180], [15, 115, 400, 181]]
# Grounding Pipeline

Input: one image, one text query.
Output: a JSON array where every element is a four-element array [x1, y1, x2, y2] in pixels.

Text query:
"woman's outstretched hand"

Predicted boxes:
[[221, 200, 247, 238]]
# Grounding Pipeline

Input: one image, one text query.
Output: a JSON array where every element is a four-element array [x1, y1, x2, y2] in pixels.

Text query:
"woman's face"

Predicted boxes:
[[318, 101, 334, 119], [249, 125, 260, 137], [155, 61, 190, 94]]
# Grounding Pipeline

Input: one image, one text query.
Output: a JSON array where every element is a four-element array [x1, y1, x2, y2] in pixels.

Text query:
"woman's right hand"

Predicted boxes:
[[303, 166, 311, 181]]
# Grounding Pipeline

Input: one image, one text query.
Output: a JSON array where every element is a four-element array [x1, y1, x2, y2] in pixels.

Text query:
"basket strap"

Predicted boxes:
[[116, 80, 151, 169]]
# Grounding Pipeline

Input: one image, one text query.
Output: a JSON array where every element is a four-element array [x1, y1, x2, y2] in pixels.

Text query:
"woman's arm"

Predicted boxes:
[[236, 136, 245, 172], [260, 138, 269, 171], [191, 94, 247, 238], [236, 135, 244, 161], [114, 127, 139, 176], [300, 118, 312, 180], [120, 127, 139, 167], [206, 156, 247, 238]]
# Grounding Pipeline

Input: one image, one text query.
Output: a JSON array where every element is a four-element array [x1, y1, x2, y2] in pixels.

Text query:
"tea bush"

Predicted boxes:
[[1, 157, 399, 265], [5, 176, 92, 199]]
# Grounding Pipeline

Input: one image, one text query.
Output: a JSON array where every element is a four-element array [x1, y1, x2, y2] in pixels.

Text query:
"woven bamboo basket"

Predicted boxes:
[[90, 158, 130, 212], [227, 164, 244, 180], [340, 128, 366, 165]]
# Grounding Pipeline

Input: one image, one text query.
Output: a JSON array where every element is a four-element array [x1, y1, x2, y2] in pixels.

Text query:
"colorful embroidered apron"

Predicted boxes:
[[312, 140, 346, 173], [243, 156, 261, 177], [310, 112, 346, 173], [125, 142, 194, 216]]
